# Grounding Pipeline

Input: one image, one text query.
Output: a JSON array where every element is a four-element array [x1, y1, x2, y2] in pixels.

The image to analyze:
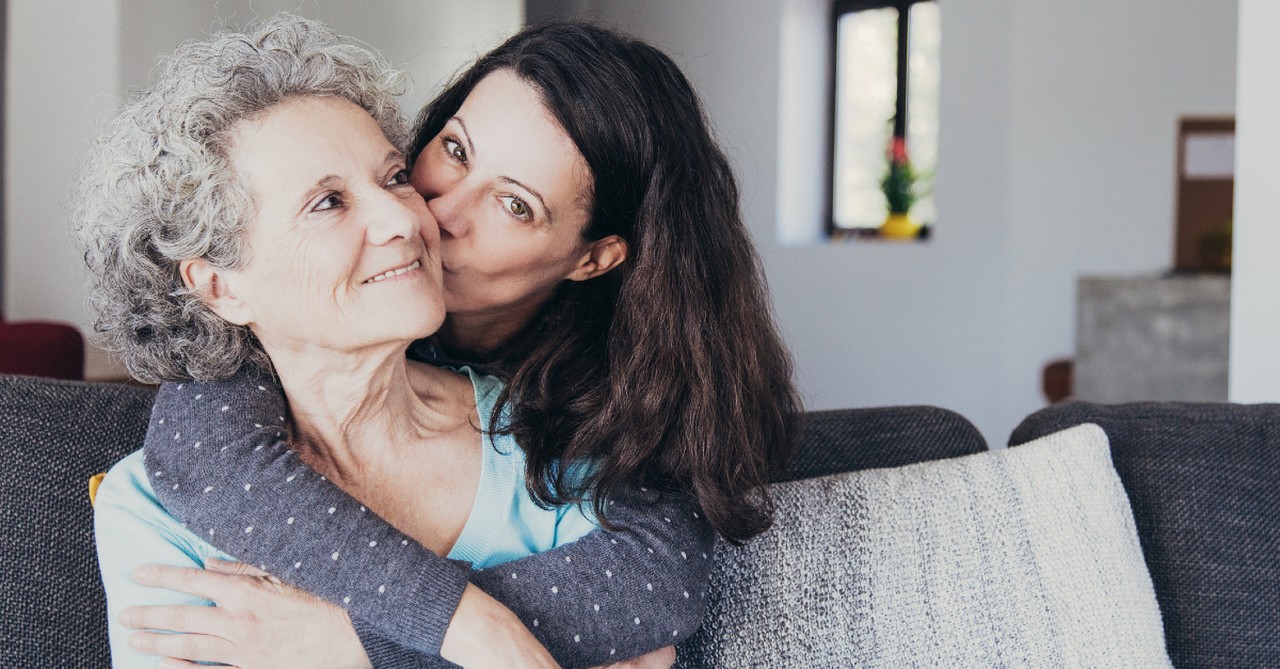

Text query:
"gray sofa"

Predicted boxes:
[[1, 373, 1275, 668]]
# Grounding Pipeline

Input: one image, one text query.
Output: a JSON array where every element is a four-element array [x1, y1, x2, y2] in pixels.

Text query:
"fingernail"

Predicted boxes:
[[132, 565, 159, 583]]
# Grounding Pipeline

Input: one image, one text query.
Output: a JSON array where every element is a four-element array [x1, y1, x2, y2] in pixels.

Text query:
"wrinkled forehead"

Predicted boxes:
[[227, 96, 402, 204]]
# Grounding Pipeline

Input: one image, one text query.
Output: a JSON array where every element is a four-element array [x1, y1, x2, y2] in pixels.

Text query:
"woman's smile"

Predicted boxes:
[[363, 258, 425, 284]]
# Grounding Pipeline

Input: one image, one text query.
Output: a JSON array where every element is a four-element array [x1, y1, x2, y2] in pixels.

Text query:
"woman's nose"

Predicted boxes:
[[425, 187, 471, 239], [411, 159, 469, 239], [365, 190, 425, 246]]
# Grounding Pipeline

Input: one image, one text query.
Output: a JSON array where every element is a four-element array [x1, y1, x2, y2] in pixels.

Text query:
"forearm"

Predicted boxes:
[[471, 488, 716, 667], [354, 619, 459, 669]]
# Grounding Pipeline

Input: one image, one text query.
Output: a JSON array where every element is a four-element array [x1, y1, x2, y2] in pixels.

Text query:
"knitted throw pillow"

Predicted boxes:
[[676, 424, 1171, 668]]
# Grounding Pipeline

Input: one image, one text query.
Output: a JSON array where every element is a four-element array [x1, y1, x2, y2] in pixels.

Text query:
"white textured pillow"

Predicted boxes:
[[678, 423, 1171, 668]]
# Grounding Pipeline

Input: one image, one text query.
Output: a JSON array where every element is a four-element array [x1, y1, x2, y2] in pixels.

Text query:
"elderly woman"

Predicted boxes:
[[76, 16, 711, 669]]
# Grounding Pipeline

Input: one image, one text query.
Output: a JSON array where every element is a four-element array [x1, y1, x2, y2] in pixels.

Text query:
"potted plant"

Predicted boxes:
[[880, 135, 923, 239]]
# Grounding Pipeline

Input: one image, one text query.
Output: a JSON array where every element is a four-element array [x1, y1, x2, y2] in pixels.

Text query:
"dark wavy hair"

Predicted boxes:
[[411, 21, 801, 544]]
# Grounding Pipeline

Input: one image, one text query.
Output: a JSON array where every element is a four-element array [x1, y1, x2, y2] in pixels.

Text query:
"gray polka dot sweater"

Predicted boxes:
[[143, 366, 716, 668]]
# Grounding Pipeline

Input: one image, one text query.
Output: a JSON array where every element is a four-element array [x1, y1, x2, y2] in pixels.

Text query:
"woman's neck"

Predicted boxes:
[[436, 302, 543, 361], [265, 343, 462, 485]]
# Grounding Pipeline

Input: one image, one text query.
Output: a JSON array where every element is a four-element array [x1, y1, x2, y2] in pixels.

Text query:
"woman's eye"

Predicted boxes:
[[312, 193, 343, 212], [386, 169, 410, 187], [500, 196, 532, 221], [443, 138, 467, 163]]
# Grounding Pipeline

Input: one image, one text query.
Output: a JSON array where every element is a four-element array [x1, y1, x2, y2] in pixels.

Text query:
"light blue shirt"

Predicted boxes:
[[94, 367, 597, 667]]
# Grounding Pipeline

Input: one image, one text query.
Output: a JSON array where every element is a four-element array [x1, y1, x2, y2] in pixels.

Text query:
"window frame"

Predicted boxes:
[[827, 0, 937, 238]]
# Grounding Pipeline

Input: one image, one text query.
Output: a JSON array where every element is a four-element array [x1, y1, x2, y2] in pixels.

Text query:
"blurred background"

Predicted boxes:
[[3, 0, 1276, 442]]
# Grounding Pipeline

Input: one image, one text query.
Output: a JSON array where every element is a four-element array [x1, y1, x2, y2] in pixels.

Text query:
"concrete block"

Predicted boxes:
[[1076, 275, 1230, 403]]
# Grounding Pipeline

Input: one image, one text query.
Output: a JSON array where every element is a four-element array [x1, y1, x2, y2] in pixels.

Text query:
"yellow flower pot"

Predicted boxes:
[[880, 212, 921, 240]]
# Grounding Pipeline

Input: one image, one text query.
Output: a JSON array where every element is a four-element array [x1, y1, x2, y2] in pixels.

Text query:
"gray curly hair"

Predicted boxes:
[[70, 13, 409, 383]]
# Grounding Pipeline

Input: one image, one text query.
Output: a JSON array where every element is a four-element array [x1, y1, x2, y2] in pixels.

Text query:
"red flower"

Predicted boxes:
[[889, 136, 909, 165]]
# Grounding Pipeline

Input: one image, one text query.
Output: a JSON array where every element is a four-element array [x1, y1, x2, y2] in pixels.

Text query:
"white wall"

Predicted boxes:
[[1230, 0, 1280, 402], [1001, 0, 1238, 430], [527, 0, 1239, 441], [3, 0, 522, 378], [118, 0, 524, 125], [3, 0, 121, 331]]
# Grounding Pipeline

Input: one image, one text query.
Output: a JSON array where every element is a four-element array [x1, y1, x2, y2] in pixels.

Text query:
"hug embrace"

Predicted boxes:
[[74, 13, 800, 668]]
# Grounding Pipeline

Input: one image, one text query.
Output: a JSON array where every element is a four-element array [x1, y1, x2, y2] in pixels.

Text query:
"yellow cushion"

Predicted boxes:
[[88, 473, 106, 506]]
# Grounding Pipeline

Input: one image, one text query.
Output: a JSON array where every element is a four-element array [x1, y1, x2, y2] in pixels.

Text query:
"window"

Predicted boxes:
[[829, 0, 940, 237]]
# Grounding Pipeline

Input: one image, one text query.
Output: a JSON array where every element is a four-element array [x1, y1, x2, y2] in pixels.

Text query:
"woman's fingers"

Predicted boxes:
[[127, 630, 238, 665], [133, 562, 282, 603], [204, 558, 271, 578], [120, 604, 228, 634], [133, 564, 240, 602], [129, 562, 369, 667]]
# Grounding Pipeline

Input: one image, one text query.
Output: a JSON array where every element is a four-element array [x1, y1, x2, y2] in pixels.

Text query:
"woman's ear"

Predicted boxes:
[[179, 258, 253, 326], [567, 235, 628, 282]]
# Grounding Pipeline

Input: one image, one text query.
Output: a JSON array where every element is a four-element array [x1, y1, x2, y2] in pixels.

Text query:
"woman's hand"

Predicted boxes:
[[441, 583, 562, 668], [590, 646, 676, 669], [122, 559, 371, 669]]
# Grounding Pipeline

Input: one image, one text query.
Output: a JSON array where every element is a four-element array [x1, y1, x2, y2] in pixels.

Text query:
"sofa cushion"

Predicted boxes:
[[678, 424, 1169, 668], [1009, 401, 1280, 669], [0, 375, 155, 668]]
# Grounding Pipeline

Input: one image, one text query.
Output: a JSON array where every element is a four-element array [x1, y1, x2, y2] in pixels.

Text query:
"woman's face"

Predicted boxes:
[[411, 69, 602, 321], [197, 96, 444, 355]]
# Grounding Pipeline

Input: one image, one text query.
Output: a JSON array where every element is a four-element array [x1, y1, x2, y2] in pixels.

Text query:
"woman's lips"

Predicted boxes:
[[363, 259, 422, 284]]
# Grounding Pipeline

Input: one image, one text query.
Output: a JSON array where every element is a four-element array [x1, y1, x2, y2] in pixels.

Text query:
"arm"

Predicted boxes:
[[94, 453, 429, 669], [145, 368, 714, 666], [472, 488, 714, 667]]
